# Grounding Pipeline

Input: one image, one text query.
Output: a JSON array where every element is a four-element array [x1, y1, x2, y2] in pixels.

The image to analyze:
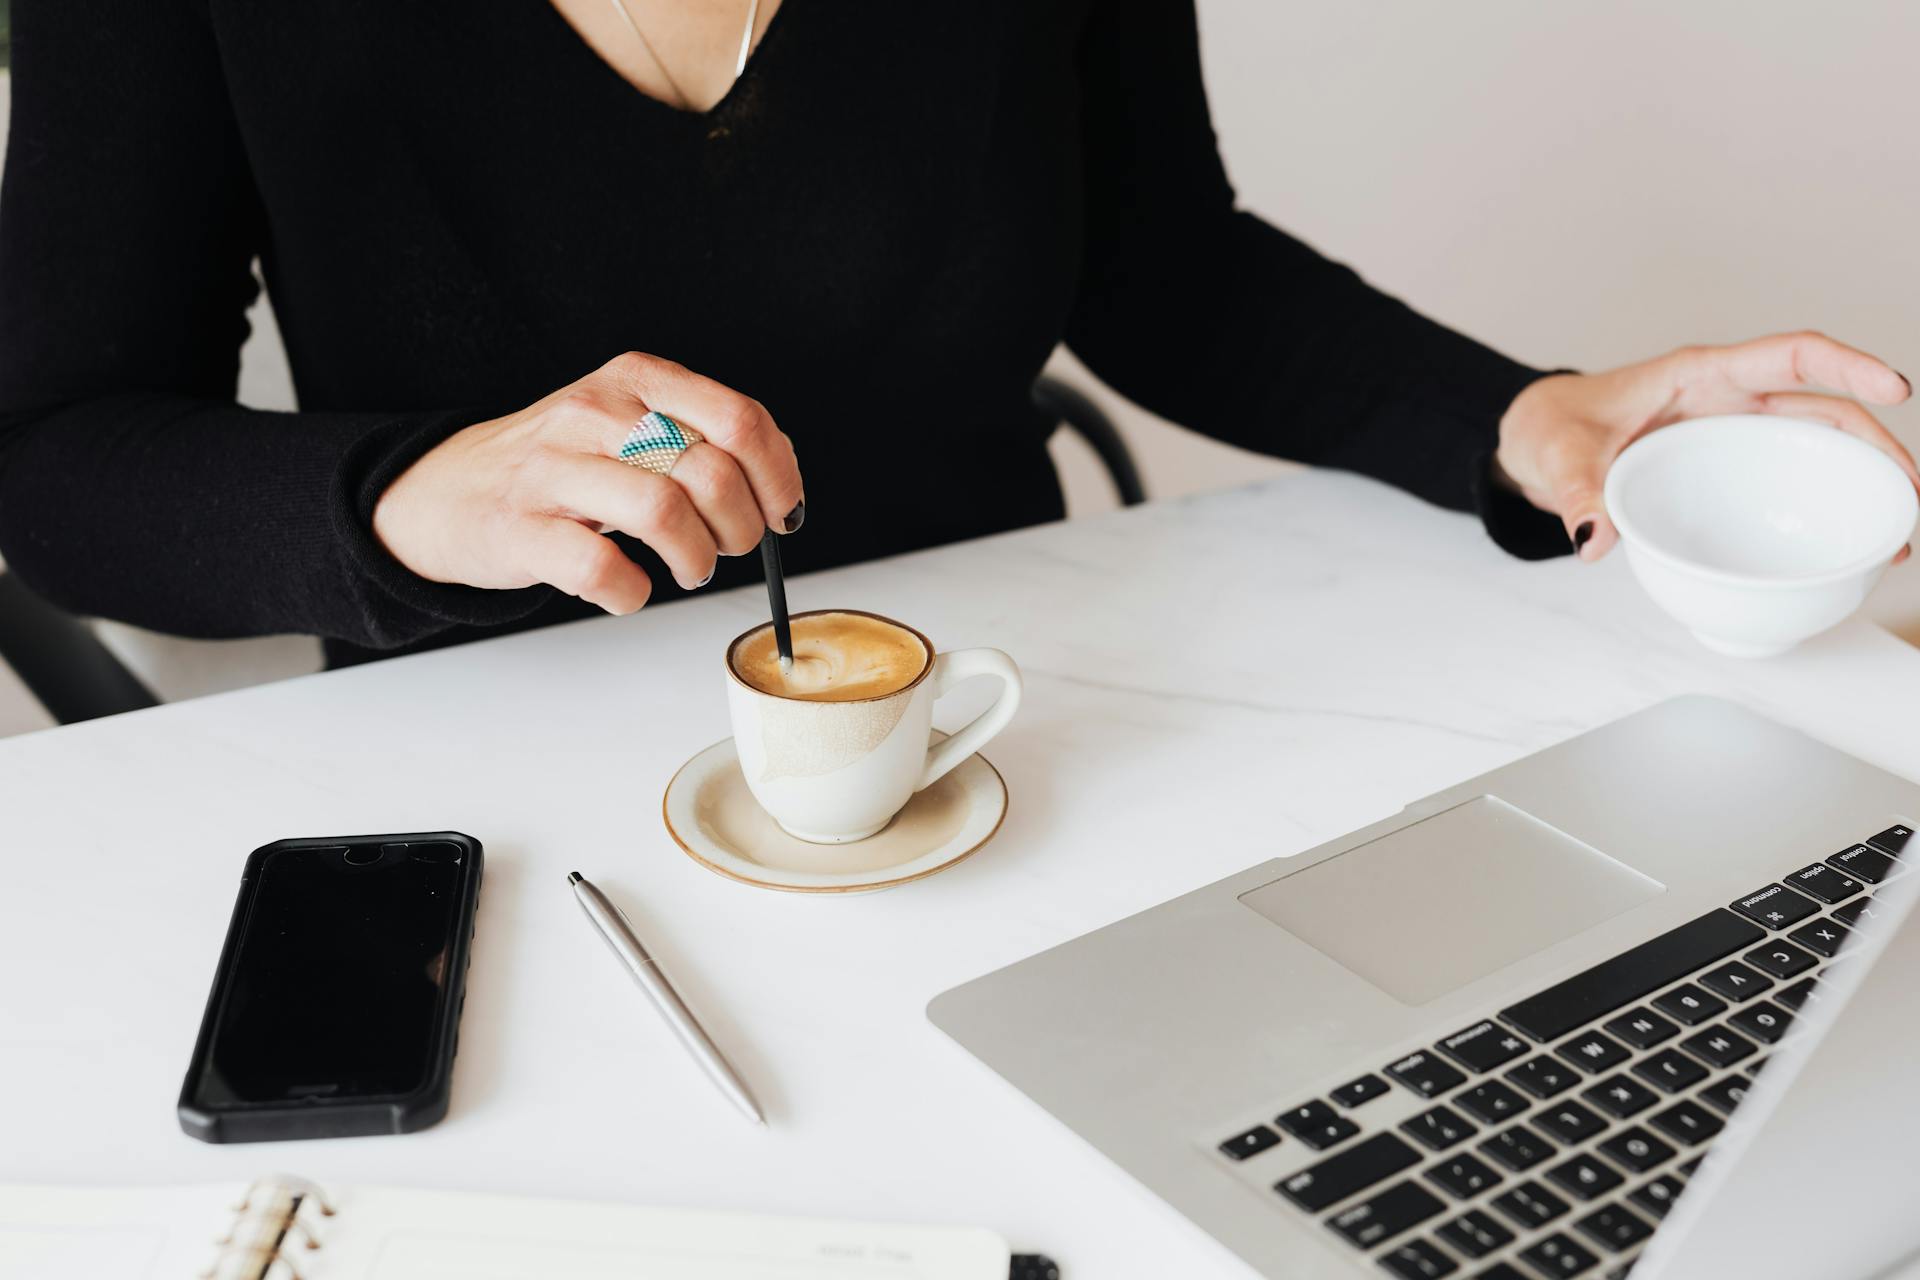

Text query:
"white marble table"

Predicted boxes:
[[7, 472, 1920, 1276]]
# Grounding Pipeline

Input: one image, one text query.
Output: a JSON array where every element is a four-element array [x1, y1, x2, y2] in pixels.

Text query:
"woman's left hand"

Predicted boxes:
[[1495, 332, 1920, 561]]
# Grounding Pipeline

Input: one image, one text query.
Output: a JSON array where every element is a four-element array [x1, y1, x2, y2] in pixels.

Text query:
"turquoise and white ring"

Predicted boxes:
[[616, 411, 704, 475]]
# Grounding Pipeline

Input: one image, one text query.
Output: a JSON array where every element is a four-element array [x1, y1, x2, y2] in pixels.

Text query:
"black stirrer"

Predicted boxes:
[[758, 529, 794, 673]]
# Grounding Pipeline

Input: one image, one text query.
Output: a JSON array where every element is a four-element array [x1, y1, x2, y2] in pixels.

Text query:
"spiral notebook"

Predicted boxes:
[[0, 1177, 1010, 1278]]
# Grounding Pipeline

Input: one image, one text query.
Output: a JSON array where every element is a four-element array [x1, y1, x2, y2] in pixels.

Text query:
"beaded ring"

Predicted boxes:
[[617, 411, 704, 475]]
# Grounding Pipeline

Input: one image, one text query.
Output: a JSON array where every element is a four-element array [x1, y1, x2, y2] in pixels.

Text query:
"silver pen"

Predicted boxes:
[[567, 871, 767, 1127]]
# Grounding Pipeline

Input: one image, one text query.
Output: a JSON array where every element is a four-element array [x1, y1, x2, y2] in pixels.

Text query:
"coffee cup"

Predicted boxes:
[[724, 610, 1022, 843], [1605, 415, 1918, 657]]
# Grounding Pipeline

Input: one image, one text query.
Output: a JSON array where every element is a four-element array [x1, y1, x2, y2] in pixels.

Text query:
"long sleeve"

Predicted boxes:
[[1064, 0, 1570, 555], [0, 0, 548, 645]]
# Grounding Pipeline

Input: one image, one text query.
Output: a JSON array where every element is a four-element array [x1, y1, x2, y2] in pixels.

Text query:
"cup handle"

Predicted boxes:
[[916, 647, 1023, 791]]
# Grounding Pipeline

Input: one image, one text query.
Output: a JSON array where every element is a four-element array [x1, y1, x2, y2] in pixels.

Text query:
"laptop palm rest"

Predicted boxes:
[[1238, 795, 1664, 1005]]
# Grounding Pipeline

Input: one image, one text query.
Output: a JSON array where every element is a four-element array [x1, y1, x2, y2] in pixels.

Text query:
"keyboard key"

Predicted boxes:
[[1457, 1080, 1532, 1125], [1595, 1126, 1676, 1173], [1777, 976, 1820, 1011], [1277, 1133, 1422, 1212], [1868, 824, 1914, 857], [1744, 940, 1818, 980], [1507, 1057, 1580, 1099], [1699, 961, 1772, 1002], [1582, 1074, 1660, 1119], [1679, 1026, 1757, 1069], [1829, 843, 1898, 884], [1786, 862, 1863, 904], [1480, 1125, 1557, 1172], [1652, 984, 1726, 1024], [1728, 1000, 1793, 1044], [1379, 1239, 1458, 1279], [1491, 1181, 1570, 1229], [1602, 1007, 1678, 1049], [1402, 1106, 1479, 1152], [1387, 1051, 1468, 1099], [1788, 919, 1851, 957], [1628, 1173, 1686, 1219], [1536, 1101, 1608, 1145], [1219, 1124, 1282, 1161], [1333, 1073, 1391, 1109], [1554, 1031, 1632, 1074], [1476, 1267, 1529, 1280], [1328, 1180, 1445, 1248], [1698, 1075, 1751, 1115], [1427, 1153, 1505, 1199], [1436, 1209, 1514, 1259], [1545, 1153, 1624, 1201], [1575, 1204, 1654, 1252], [1831, 896, 1880, 929], [1438, 1020, 1532, 1073], [1730, 883, 1820, 930], [1677, 1155, 1704, 1176], [1649, 1100, 1723, 1145], [1519, 1231, 1600, 1275], [1633, 1048, 1708, 1093], [1499, 910, 1763, 1042], [1278, 1100, 1360, 1150]]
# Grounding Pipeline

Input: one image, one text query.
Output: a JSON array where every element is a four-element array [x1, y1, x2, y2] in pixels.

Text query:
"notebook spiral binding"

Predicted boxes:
[[203, 1176, 334, 1280]]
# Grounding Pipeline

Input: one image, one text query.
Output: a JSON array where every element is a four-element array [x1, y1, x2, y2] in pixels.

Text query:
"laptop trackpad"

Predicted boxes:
[[1239, 796, 1663, 1006]]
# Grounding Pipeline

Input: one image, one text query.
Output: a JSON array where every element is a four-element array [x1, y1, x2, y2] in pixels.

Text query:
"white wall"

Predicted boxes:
[[3, 0, 1919, 731]]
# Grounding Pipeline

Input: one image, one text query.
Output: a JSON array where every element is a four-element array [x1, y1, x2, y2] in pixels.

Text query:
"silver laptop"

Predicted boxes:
[[930, 696, 1920, 1279]]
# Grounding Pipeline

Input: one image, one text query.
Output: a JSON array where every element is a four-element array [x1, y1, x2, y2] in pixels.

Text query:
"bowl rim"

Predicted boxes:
[[1604, 415, 1919, 591]]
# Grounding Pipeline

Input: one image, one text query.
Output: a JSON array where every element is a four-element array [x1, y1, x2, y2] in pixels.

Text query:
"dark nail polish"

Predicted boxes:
[[1572, 521, 1595, 555], [781, 500, 806, 534]]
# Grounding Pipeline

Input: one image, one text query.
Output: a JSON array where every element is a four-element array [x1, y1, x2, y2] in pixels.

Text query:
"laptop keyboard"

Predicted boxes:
[[1211, 823, 1911, 1278]]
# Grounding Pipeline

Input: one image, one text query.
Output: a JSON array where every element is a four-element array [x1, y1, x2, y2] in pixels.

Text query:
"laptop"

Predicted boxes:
[[929, 696, 1920, 1279]]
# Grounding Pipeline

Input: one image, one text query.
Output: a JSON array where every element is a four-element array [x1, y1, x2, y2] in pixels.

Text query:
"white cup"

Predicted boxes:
[[724, 611, 1022, 843], [1605, 415, 1918, 657]]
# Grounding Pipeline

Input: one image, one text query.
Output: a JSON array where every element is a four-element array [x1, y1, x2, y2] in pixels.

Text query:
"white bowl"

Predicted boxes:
[[1604, 415, 1917, 657]]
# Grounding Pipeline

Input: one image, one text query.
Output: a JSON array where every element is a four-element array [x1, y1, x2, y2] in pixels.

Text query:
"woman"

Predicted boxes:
[[1, 0, 1913, 669]]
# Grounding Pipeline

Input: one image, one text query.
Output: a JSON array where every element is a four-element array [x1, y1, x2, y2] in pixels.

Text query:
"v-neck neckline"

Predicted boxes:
[[535, 0, 796, 122]]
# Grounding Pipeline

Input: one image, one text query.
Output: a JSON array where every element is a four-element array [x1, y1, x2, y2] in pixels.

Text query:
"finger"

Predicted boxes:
[[1533, 434, 1617, 563], [1709, 332, 1911, 406], [1896, 545, 1912, 566], [665, 441, 766, 556], [544, 453, 719, 590], [602, 352, 805, 531], [516, 517, 653, 615], [1758, 391, 1920, 488]]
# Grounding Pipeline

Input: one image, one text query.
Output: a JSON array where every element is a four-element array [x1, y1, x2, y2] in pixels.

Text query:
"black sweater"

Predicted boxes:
[[0, 0, 1566, 667]]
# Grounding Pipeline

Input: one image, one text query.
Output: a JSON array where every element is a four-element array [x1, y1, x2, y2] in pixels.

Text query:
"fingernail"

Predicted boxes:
[[1572, 521, 1595, 556], [780, 500, 806, 534], [1900, 371, 1913, 397], [695, 568, 715, 588]]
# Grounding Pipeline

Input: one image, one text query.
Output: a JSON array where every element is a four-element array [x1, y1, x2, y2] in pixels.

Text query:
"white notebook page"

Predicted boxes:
[[0, 1183, 1009, 1280], [0, 1184, 243, 1277]]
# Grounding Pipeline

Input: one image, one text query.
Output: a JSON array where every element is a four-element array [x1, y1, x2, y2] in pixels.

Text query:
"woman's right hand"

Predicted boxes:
[[373, 352, 805, 614]]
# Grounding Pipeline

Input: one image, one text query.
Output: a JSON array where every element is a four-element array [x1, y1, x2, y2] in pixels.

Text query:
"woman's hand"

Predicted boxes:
[[1495, 332, 1919, 561], [373, 352, 805, 614]]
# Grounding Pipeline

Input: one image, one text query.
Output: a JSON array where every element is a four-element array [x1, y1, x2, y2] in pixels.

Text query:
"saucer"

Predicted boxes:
[[662, 733, 1007, 893]]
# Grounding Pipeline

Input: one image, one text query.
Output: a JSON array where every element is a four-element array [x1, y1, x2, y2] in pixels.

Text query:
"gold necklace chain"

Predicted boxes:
[[605, 0, 762, 111]]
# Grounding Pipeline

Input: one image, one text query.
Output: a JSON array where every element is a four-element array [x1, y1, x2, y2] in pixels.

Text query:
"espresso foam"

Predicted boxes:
[[731, 612, 928, 702]]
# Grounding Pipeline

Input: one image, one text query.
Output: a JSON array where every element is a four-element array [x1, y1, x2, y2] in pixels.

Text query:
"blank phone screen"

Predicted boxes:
[[189, 843, 468, 1106]]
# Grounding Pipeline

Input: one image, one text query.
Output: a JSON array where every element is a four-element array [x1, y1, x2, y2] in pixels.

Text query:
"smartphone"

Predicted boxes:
[[177, 833, 482, 1143]]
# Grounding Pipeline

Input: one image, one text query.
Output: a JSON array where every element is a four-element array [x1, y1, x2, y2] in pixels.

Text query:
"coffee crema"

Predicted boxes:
[[730, 611, 929, 702]]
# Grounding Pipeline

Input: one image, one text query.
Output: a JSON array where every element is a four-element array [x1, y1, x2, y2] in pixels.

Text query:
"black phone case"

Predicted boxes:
[[177, 832, 483, 1144]]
